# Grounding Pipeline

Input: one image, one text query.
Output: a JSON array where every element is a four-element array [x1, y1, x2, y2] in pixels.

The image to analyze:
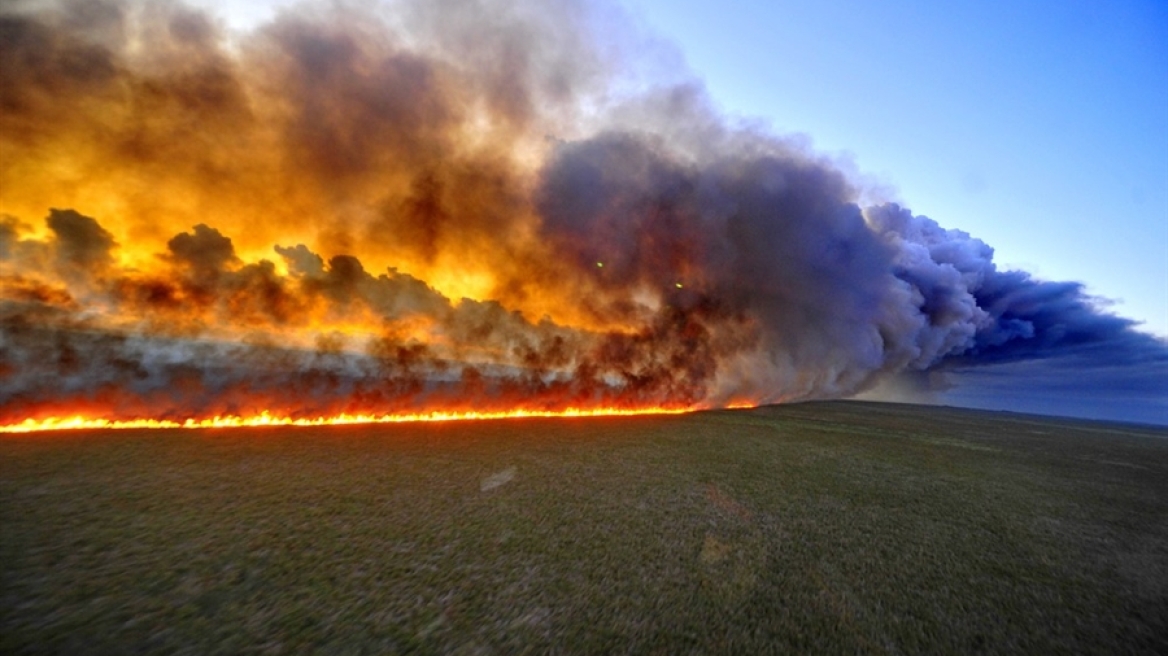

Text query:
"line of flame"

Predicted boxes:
[[0, 406, 717, 434]]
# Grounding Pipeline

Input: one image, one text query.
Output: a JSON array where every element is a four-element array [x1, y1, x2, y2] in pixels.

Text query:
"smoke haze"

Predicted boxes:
[[2, 0, 1164, 425]]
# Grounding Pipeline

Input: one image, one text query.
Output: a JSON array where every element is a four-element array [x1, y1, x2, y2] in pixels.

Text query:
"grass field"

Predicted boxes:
[[2, 401, 1166, 654]]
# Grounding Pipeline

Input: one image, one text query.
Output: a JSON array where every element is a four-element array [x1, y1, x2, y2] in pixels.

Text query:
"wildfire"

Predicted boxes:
[[8, 1, 1126, 429], [0, 406, 717, 435]]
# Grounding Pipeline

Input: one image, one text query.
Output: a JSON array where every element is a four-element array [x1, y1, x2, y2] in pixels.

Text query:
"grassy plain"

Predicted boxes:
[[1, 401, 1166, 654]]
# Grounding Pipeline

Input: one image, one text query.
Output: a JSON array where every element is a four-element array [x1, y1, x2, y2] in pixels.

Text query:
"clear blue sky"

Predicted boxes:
[[203, 0, 1168, 337], [620, 0, 1168, 338]]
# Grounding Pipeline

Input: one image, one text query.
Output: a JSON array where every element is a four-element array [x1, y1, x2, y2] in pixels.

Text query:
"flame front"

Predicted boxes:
[[0, 406, 703, 435]]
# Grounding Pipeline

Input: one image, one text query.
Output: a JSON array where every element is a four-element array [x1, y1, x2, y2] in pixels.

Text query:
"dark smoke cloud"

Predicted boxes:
[[1, 0, 1164, 425], [47, 209, 117, 270], [866, 204, 1165, 367]]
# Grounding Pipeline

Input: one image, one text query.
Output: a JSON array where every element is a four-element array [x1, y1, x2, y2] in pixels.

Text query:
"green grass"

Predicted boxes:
[[1, 401, 1166, 654]]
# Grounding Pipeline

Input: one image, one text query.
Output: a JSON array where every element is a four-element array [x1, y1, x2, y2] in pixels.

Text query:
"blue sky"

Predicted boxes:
[[620, 0, 1168, 338]]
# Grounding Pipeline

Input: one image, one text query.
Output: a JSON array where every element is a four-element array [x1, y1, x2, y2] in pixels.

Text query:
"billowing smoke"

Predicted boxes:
[[2, 0, 1164, 425]]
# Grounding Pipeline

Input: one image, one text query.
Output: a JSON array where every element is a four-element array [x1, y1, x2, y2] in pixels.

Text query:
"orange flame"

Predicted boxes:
[[0, 406, 728, 435]]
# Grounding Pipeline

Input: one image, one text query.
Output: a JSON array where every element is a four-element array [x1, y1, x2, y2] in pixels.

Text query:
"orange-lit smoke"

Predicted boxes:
[[1, 0, 776, 429], [6, 1, 1156, 432]]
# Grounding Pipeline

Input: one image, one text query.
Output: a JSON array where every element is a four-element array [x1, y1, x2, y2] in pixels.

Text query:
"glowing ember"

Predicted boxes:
[[0, 407, 702, 435]]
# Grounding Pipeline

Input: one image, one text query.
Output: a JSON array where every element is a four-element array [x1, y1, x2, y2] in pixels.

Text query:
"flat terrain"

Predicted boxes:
[[1, 401, 1166, 654]]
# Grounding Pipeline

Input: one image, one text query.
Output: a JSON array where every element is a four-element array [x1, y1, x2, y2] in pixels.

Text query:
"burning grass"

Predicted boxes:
[[2, 401, 1166, 654], [0, 406, 695, 434]]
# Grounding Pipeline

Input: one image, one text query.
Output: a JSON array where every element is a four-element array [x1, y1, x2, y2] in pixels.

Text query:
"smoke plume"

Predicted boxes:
[[2, 0, 1164, 425]]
